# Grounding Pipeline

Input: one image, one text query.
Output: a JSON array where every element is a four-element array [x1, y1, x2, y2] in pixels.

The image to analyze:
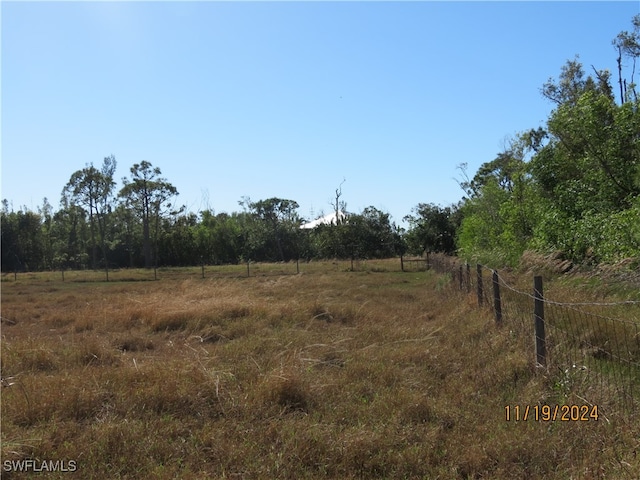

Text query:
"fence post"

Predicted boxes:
[[466, 263, 471, 293], [426, 251, 430, 270], [459, 265, 463, 290], [247, 260, 250, 278], [476, 264, 483, 306], [297, 258, 300, 274], [534, 275, 546, 367], [400, 255, 404, 272], [492, 270, 502, 324]]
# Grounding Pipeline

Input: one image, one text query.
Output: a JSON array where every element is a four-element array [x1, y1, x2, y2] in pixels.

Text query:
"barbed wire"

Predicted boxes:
[[490, 269, 640, 306], [490, 270, 640, 326]]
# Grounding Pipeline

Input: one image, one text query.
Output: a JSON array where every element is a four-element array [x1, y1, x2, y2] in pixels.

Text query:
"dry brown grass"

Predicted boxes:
[[1, 260, 639, 479]]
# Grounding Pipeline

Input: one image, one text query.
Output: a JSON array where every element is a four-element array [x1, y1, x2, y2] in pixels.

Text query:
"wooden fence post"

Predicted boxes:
[[466, 263, 471, 293], [247, 260, 250, 277], [534, 275, 546, 367], [459, 265, 463, 290], [297, 258, 300, 274], [400, 255, 404, 272], [476, 264, 483, 306], [492, 270, 502, 324]]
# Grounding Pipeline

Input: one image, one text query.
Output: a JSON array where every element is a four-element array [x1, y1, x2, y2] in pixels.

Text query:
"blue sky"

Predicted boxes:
[[2, 1, 639, 227]]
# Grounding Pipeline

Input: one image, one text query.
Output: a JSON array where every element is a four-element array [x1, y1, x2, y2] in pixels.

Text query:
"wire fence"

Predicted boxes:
[[0, 258, 408, 283], [427, 253, 640, 416]]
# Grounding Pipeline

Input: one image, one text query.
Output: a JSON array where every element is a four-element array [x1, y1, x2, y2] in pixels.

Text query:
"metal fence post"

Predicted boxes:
[[534, 275, 546, 367]]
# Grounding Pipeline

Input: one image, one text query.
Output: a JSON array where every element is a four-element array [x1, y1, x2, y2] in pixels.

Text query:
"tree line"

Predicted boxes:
[[2, 16, 639, 272], [1, 164, 407, 272], [454, 15, 640, 266]]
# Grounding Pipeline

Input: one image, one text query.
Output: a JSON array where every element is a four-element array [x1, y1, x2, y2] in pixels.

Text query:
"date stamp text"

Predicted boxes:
[[505, 404, 599, 422]]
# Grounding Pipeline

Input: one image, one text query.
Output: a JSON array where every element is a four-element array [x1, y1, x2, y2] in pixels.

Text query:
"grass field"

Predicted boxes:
[[1, 259, 639, 479]]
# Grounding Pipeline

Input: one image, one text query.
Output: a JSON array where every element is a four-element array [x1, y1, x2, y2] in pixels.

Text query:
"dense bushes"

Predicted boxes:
[[1, 202, 406, 271], [453, 20, 640, 267]]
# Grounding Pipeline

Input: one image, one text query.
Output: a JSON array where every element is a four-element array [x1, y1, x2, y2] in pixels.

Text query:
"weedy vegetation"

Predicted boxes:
[[1, 259, 639, 479]]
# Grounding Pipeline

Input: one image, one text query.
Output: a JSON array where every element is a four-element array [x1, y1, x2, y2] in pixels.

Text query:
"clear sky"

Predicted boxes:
[[2, 1, 639, 226]]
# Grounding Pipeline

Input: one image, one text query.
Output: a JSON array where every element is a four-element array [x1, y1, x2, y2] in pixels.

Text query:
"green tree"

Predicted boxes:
[[310, 207, 403, 260], [242, 197, 302, 261], [159, 213, 199, 266], [404, 203, 458, 255], [311, 222, 349, 259], [357, 206, 405, 258], [38, 198, 55, 269], [530, 48, 640, 262], [62, 155, 117, 274], [613, 14, 640, 103], [541, 57, 608, 107], [456, 179, 511, 262], [119, 161, 179, 268], [50, 199, 90, 270], [196, 211, 245, 264], [456, 132, 539, 265], [1, 203, 46, 272], [537, 91, 640, 214], [109, 203, 141, 267]]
